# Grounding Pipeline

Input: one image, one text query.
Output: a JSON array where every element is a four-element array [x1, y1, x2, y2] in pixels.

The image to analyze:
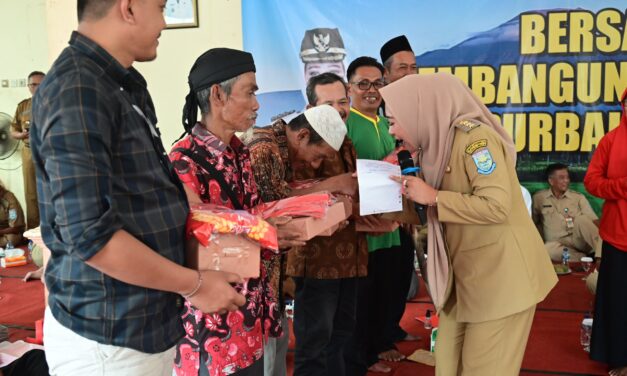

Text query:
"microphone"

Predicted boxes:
[[397, 150, 427, 225]]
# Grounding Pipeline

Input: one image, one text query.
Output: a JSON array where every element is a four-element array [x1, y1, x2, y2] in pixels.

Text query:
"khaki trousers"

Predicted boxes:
[[22, 146, 39, 229], [435, 295, 536, 376], [544, 215, 601, 262]]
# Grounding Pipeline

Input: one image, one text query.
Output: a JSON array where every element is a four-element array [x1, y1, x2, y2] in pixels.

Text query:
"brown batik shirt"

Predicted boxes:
[[289, 135, 368, 279]]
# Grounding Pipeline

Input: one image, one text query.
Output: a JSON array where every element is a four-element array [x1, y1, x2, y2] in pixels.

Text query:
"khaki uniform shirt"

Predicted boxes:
[[532, 189, 598, 241], [11, 98, 32, 147], [0, 188, 25, 231], [436, 121, 557, 323]]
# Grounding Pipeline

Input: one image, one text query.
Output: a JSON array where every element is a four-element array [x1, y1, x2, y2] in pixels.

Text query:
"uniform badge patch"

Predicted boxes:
[[465, 139, 487, 155], [471, 148, 496, 175], [8, 209, 17, 221]]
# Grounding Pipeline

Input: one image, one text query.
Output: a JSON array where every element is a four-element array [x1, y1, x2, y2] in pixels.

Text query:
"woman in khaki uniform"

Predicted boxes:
[[381, 73, 557, 375]]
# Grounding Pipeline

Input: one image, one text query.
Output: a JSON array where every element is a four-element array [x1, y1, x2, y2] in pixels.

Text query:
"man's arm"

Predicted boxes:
[[248, 141, 292, 202], [578, 194, 599, 223], [0, 227, 23, 235], [290, 172, 357, 197], [87, 230, 245, 313], [10, 102, 28, 140]]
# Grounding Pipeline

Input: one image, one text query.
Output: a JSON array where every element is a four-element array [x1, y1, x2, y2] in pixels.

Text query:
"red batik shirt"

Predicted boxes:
[[170, 123, 281, 376]]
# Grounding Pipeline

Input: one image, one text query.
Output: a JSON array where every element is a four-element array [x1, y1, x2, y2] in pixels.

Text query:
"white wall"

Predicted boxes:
[[0, 0, 244, 211], [0, 0, 48, 212]]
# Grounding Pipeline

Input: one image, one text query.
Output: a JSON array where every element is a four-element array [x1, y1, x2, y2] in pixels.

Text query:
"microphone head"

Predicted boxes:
[[397, 150, 414, 170]]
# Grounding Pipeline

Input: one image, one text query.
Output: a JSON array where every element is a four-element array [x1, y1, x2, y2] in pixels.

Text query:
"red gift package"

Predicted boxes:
[[186, 204, 278, 278]]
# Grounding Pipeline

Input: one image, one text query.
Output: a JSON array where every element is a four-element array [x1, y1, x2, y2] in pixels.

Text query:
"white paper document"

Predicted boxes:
[[356, 159, 402, 216]]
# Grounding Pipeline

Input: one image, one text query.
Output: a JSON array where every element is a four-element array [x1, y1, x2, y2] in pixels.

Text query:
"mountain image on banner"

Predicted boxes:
[[414, 9, 626, 182]]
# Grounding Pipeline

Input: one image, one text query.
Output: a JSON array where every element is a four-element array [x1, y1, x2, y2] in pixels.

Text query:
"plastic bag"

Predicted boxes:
[[187, 204, 278, 251]]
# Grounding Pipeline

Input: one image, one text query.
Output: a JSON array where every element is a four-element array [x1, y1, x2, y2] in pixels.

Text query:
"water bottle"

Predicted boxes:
[[561, 248, 570, 267], [424, 309, 432, 330], [580, 316, 593, 352]]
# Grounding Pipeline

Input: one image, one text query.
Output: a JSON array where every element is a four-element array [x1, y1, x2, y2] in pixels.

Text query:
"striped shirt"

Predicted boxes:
[[31, 31, 189, 353]]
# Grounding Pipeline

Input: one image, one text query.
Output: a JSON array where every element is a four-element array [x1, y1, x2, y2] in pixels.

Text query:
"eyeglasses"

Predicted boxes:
[[27, 83, 40, 88], [350, 79, 385, 91]]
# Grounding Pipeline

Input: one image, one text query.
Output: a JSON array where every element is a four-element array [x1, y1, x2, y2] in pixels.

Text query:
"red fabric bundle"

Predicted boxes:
[[187, 204, 278, 251], [252, 192, 336, 219]]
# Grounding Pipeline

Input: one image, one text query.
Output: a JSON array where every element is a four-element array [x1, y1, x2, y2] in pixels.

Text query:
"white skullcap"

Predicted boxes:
[[303, 104, 347, 151]]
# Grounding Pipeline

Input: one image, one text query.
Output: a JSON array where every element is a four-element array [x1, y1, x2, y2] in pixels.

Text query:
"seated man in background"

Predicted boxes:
[[0, 180, 25, 247], [532, 163, 601, 262]]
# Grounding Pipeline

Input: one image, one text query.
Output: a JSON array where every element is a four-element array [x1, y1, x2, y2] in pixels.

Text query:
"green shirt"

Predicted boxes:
[[346, 108, 400, 252]]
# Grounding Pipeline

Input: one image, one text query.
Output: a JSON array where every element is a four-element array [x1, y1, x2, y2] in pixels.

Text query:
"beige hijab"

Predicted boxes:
[[379, 73, 516, 311]]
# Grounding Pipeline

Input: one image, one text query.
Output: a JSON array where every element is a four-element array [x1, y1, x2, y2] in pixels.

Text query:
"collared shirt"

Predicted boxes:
[[346, 108, 400, 252], [247, 120, 292, 299], [11, 98, 32, 147], [170, 124, 281, 376], [532, 188, 598, 241], [31, 31, 189, 353], [246, 120, 293, 202]]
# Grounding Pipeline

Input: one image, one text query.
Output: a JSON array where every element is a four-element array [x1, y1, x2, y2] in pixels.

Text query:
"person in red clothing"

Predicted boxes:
[[585, 87, 627, 376], [170, 48, 281, 376]]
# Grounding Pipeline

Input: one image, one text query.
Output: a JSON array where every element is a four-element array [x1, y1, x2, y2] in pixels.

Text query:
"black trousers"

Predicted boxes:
[[199, 350, 263, 376], [1, 349, 49, 376], [382, 229, 415, 344], [345, 233, 414, 376], [591, 241, 627, 369], [292, 277, 358, 376]]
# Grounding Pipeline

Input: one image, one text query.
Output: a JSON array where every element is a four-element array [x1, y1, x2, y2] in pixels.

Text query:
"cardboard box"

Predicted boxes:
[[187, 234, 260, 278], [278, 201, 351, 241]]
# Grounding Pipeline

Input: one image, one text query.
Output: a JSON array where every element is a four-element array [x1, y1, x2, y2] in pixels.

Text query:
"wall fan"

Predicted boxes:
[[0, 112, 19, 160]]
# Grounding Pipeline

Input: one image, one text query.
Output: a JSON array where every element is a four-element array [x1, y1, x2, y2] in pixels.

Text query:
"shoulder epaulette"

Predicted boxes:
[[455, 119, 481, 133]]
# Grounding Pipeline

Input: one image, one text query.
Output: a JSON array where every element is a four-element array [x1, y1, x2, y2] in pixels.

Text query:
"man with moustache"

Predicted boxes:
[[380, 35, 417, 84], [345, 56, 416, 371], [31, 1, 245, 375]]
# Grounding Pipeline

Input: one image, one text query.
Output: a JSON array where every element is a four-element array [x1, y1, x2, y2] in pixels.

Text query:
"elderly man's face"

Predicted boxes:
[[384, 51, 417, 83], [548, 169, 570, 194], [221, 72, 259, 131], [293, 132, 337, 170], [304, 62, 345, 83]]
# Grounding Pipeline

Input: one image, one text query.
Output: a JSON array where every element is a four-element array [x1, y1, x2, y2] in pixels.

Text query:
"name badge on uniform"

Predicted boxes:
[[8, 209, 17, 221], [471, 148, 496, 175]]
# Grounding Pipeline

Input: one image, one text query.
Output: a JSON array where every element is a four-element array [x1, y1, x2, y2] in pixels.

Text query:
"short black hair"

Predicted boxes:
[[346, 56, 384, 82], [305, 72, 346, 106], [27, 71, 45, 80], [287, 113, 323, 145], [545, 163, 569, 180], [77, 0, 116, 22]]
